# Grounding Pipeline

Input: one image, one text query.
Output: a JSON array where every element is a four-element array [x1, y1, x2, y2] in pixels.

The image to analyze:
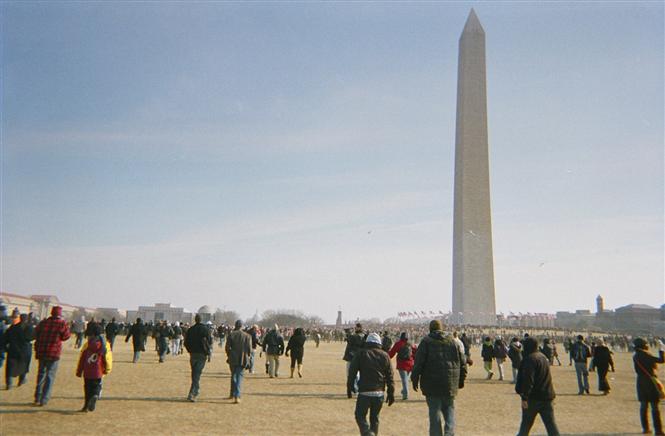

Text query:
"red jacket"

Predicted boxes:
[[76, 338, 112, 379], [388, 339, 417, 372], [34, 316, 71, 361]]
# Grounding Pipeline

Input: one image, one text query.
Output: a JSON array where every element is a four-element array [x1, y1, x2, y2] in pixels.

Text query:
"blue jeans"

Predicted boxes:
[[230, 365, 244, 398], [398, 369, 410, 399], [34, 359, 59, 405], [426, 396, 455, 436], [517, 399, 560, 436], [188, 353, 207, 398], [355, 394, 383, 436], [574, 362, 589, 393]]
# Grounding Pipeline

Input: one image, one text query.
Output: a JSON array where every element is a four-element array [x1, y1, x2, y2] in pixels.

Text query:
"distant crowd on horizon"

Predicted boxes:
[[2, 303, 665, 435]]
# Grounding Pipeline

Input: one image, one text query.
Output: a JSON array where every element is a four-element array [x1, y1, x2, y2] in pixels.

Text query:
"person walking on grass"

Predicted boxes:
[[388, 332, 417, 400], [411, 320, 467, 436], [592, 338, 614, 395], [104, 318, 119, 351], [540, 338, 554, 366], [508, 337, 523, 384], [344, 323, 365, 394], [481, 336, 495, 380], [460, 333, 472, 365], [171, 322, 184, 356], [184, 314, 212, 402], [4, 313, 32, 390], [515, 337, 560, 436], [248, 324, 261, 374], [225, 320, 251, 404], [285, 327, 306, 378], [72, 317, 85, 349], [570, 335, 592, 395], [347, 332, 395, 436], [551, 340, 562, 366], [263, 325, 285, 378], [125, 318, 147, 363], [155, 320, 172, 363], [381, 331, 392, 353], [33, 306, 71, 406], [494, 336, 509, 381], [75, 323, 112, 412], [632, 337, 664, 435]]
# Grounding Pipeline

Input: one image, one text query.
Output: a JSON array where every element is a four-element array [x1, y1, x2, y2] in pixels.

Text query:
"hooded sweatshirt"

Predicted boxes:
[[76, 337, 112, 379], [515, 338, 555, 402]]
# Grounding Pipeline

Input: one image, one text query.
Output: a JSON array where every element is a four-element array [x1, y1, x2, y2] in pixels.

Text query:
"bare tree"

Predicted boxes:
[[259, 309, 323, 328], [214, 309, 240, 325]]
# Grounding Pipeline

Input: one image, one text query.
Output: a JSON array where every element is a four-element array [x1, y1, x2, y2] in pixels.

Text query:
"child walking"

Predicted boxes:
[[76, 324, 112, 412]]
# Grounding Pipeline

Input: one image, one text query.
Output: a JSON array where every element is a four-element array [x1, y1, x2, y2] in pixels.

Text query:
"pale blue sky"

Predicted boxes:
[[2, 2, 663, 322]]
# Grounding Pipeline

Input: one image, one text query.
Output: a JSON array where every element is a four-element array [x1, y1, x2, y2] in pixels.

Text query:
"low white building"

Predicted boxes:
[[127, 303, 192, 324]]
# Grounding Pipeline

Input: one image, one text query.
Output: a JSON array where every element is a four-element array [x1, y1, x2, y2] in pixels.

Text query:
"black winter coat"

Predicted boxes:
[[4, 322, 32, 377], [343, 333, 364, 362], [494, 340, 508, 359], [508, 342, 523, 369], [285, 334, 306, 359], [347, 344, 394, 395], [592, 345, 614, 370], [411, 331, 467, 398], [516, 342, 556, 402], [185, 322, 212, 355], [125, 322, 146, 352], [481, 342, 495, 361], [105, 322, 119, 338]]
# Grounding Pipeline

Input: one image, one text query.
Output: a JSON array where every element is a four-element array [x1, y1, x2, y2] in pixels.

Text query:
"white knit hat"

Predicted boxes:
[[366, 332, 381, 345]]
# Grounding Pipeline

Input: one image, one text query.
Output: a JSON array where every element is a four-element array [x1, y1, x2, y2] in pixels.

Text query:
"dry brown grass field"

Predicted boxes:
[[0, 339, 662, 435]]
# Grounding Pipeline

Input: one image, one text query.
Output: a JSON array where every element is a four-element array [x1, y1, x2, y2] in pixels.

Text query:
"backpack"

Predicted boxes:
[[397, 342, 411, 360]]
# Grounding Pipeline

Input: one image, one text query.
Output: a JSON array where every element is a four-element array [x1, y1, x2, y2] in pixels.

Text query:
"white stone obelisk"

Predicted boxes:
[[452, 9, 496, 326]]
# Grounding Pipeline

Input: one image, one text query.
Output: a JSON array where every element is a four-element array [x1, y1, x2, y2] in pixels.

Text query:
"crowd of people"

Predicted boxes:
[[342, 322, 664, 436], [1, 304, 664, 435]]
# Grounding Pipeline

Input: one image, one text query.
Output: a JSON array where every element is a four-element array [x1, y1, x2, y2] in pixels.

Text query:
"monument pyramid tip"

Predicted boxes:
[[462, 8, 485, 35]]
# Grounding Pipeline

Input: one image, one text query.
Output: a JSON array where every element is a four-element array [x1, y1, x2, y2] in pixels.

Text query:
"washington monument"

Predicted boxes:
[[452, 9, 497, 326]]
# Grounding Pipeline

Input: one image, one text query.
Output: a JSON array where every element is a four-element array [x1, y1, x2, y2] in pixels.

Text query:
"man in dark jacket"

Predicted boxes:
[[344, 323, 365, 394], [262, 324, 285, 378], [411, 320, 467, 436], [226, 320, 251, 403], [125, 318, 146, 363], [84, 317, 100, 337], [494, 337, 509, 381], [155, 321, 173, 363], [515, 337, 560, 436], [104, 318, 120, 351], [460, 333, 472, 363], [381, 331, 392, 353], [184, 314, 212, 402], [570, 335, 591, 394], [508, 337, 523, 384], [347, 332, 394, 436], [481, 336, 495, 380]]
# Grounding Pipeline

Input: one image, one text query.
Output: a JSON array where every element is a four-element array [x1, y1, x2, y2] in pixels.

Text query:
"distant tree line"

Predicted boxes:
[[256, 309, 323, 327]]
